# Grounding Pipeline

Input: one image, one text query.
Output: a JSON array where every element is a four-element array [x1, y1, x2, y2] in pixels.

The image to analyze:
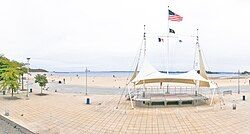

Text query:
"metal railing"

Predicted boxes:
[[131, 86, 214, 99]]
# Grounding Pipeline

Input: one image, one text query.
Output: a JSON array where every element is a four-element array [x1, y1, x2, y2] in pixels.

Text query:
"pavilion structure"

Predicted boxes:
[[126, 28, 218, 108]]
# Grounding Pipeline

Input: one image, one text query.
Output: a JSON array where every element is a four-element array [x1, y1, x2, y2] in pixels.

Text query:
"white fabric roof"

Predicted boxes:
[[131, 58, 163, 82], [131, 58, 212, 87], [176, 70, 209, 82]]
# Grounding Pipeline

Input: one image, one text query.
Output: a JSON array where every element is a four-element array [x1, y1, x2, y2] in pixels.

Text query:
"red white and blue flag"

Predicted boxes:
[[168, 10, 183, 22]]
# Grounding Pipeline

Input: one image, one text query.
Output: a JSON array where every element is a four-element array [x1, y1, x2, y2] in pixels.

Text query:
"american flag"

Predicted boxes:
[[168, 10, 183, 22]]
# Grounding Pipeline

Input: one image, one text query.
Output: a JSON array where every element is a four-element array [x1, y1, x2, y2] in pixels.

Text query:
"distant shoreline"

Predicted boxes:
[[30, 68, 48, 72], [50, 71, 239, 74]]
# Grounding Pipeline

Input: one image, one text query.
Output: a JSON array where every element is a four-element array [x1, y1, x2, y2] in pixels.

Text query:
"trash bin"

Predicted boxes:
[[3, 90, 6, 95], [243, 95, 246, 101], [233, 104, 236, 110], [30, 88, 32, 93], [86, 98, 91, 104]]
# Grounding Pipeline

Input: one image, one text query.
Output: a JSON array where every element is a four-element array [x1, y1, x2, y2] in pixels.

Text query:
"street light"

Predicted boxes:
[[238, 70, 240, 94], [85, 67, 90, 95], [26, 58, 30, 98]]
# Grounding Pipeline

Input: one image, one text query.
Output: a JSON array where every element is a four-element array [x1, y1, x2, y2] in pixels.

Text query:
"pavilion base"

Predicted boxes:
[[134, 93, 208, 107]]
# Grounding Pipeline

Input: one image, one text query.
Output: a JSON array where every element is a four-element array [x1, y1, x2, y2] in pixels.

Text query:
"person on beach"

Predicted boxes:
[[63, 78, 66, 84], [113, 75, 116, 82]]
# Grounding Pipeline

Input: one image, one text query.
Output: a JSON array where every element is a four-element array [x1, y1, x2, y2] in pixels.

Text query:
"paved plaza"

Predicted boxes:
[[0, 91, 249, 134]]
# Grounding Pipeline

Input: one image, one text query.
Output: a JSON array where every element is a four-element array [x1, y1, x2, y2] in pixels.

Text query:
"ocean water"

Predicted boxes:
[[47, 71, 240, 78], [49, 71, 133, 77]]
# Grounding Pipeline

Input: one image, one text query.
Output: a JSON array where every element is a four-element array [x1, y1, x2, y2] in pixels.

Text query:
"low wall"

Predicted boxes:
[[0, 114, 35, 134]]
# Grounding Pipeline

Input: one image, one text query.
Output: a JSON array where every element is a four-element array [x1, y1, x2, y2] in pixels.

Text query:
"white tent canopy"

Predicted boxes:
[[131, 58, 213, 87]]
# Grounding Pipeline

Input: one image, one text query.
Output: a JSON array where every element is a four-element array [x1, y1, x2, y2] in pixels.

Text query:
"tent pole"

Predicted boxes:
[[143, 25, 146, 58], [143, 80, 145, 90], [128, 87, 134, 109], [167, 84, 169, 94], [116, 84, 127, 109], [210, 88, 216, 106], [143, 80, 146, 97], [160, 82, 163, 93], [195, 80, 200, 95]]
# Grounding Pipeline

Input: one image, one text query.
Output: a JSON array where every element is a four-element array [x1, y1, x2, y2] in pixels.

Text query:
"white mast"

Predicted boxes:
[[143, 25, 146, 59], [193, 29, 199, 70], [195, 29, 199, 95], [195, 28, 209, 88]]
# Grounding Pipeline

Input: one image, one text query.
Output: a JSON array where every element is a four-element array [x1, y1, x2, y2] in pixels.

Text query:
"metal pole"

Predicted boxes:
[[210, 88, 216, 106], [26, 58, 30, 98], [195, 80, 199, 96], [128, 88, 134, 109], [166, 6, 170, 92], [143, 25, 146, 59], [85, 67, 88, 95], [238, 70, 240, 94], [167, 6, 170, 74], [193, 29, 199, 70]]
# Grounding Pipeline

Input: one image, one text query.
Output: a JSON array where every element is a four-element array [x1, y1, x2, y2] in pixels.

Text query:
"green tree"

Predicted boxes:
[[35, 74, 48, 94], [0, 57, 24, 97], [0, 56, 10, 79]]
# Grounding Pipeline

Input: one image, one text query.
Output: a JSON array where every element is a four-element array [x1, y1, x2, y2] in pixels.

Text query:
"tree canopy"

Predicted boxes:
[[0, 55, 27, 97], [35, 74, 48, 94]]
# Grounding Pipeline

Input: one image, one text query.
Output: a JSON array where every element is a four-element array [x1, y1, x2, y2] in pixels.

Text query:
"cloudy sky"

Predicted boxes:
[[0, 0, 249, 72]]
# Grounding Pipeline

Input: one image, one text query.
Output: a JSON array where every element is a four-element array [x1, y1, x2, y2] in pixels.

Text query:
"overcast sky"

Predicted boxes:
[[0, 0, 249, 72]]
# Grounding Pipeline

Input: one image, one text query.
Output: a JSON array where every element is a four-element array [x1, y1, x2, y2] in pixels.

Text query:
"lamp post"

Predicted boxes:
[[238, 70, 240, 94], [85, 67, 87, 95], [85, 67, 90, 95], [26, 58, 30, 98]]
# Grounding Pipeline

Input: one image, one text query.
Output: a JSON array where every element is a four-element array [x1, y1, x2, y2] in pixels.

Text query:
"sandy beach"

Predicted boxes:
[[34, 73, 250, 89], [26, 73, 250, 96]]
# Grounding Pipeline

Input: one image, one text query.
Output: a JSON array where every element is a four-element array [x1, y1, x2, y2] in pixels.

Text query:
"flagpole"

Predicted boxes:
[[166, 4, 170, 93], [167, 5, 170, 74], [85, 67, 88, 95]]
